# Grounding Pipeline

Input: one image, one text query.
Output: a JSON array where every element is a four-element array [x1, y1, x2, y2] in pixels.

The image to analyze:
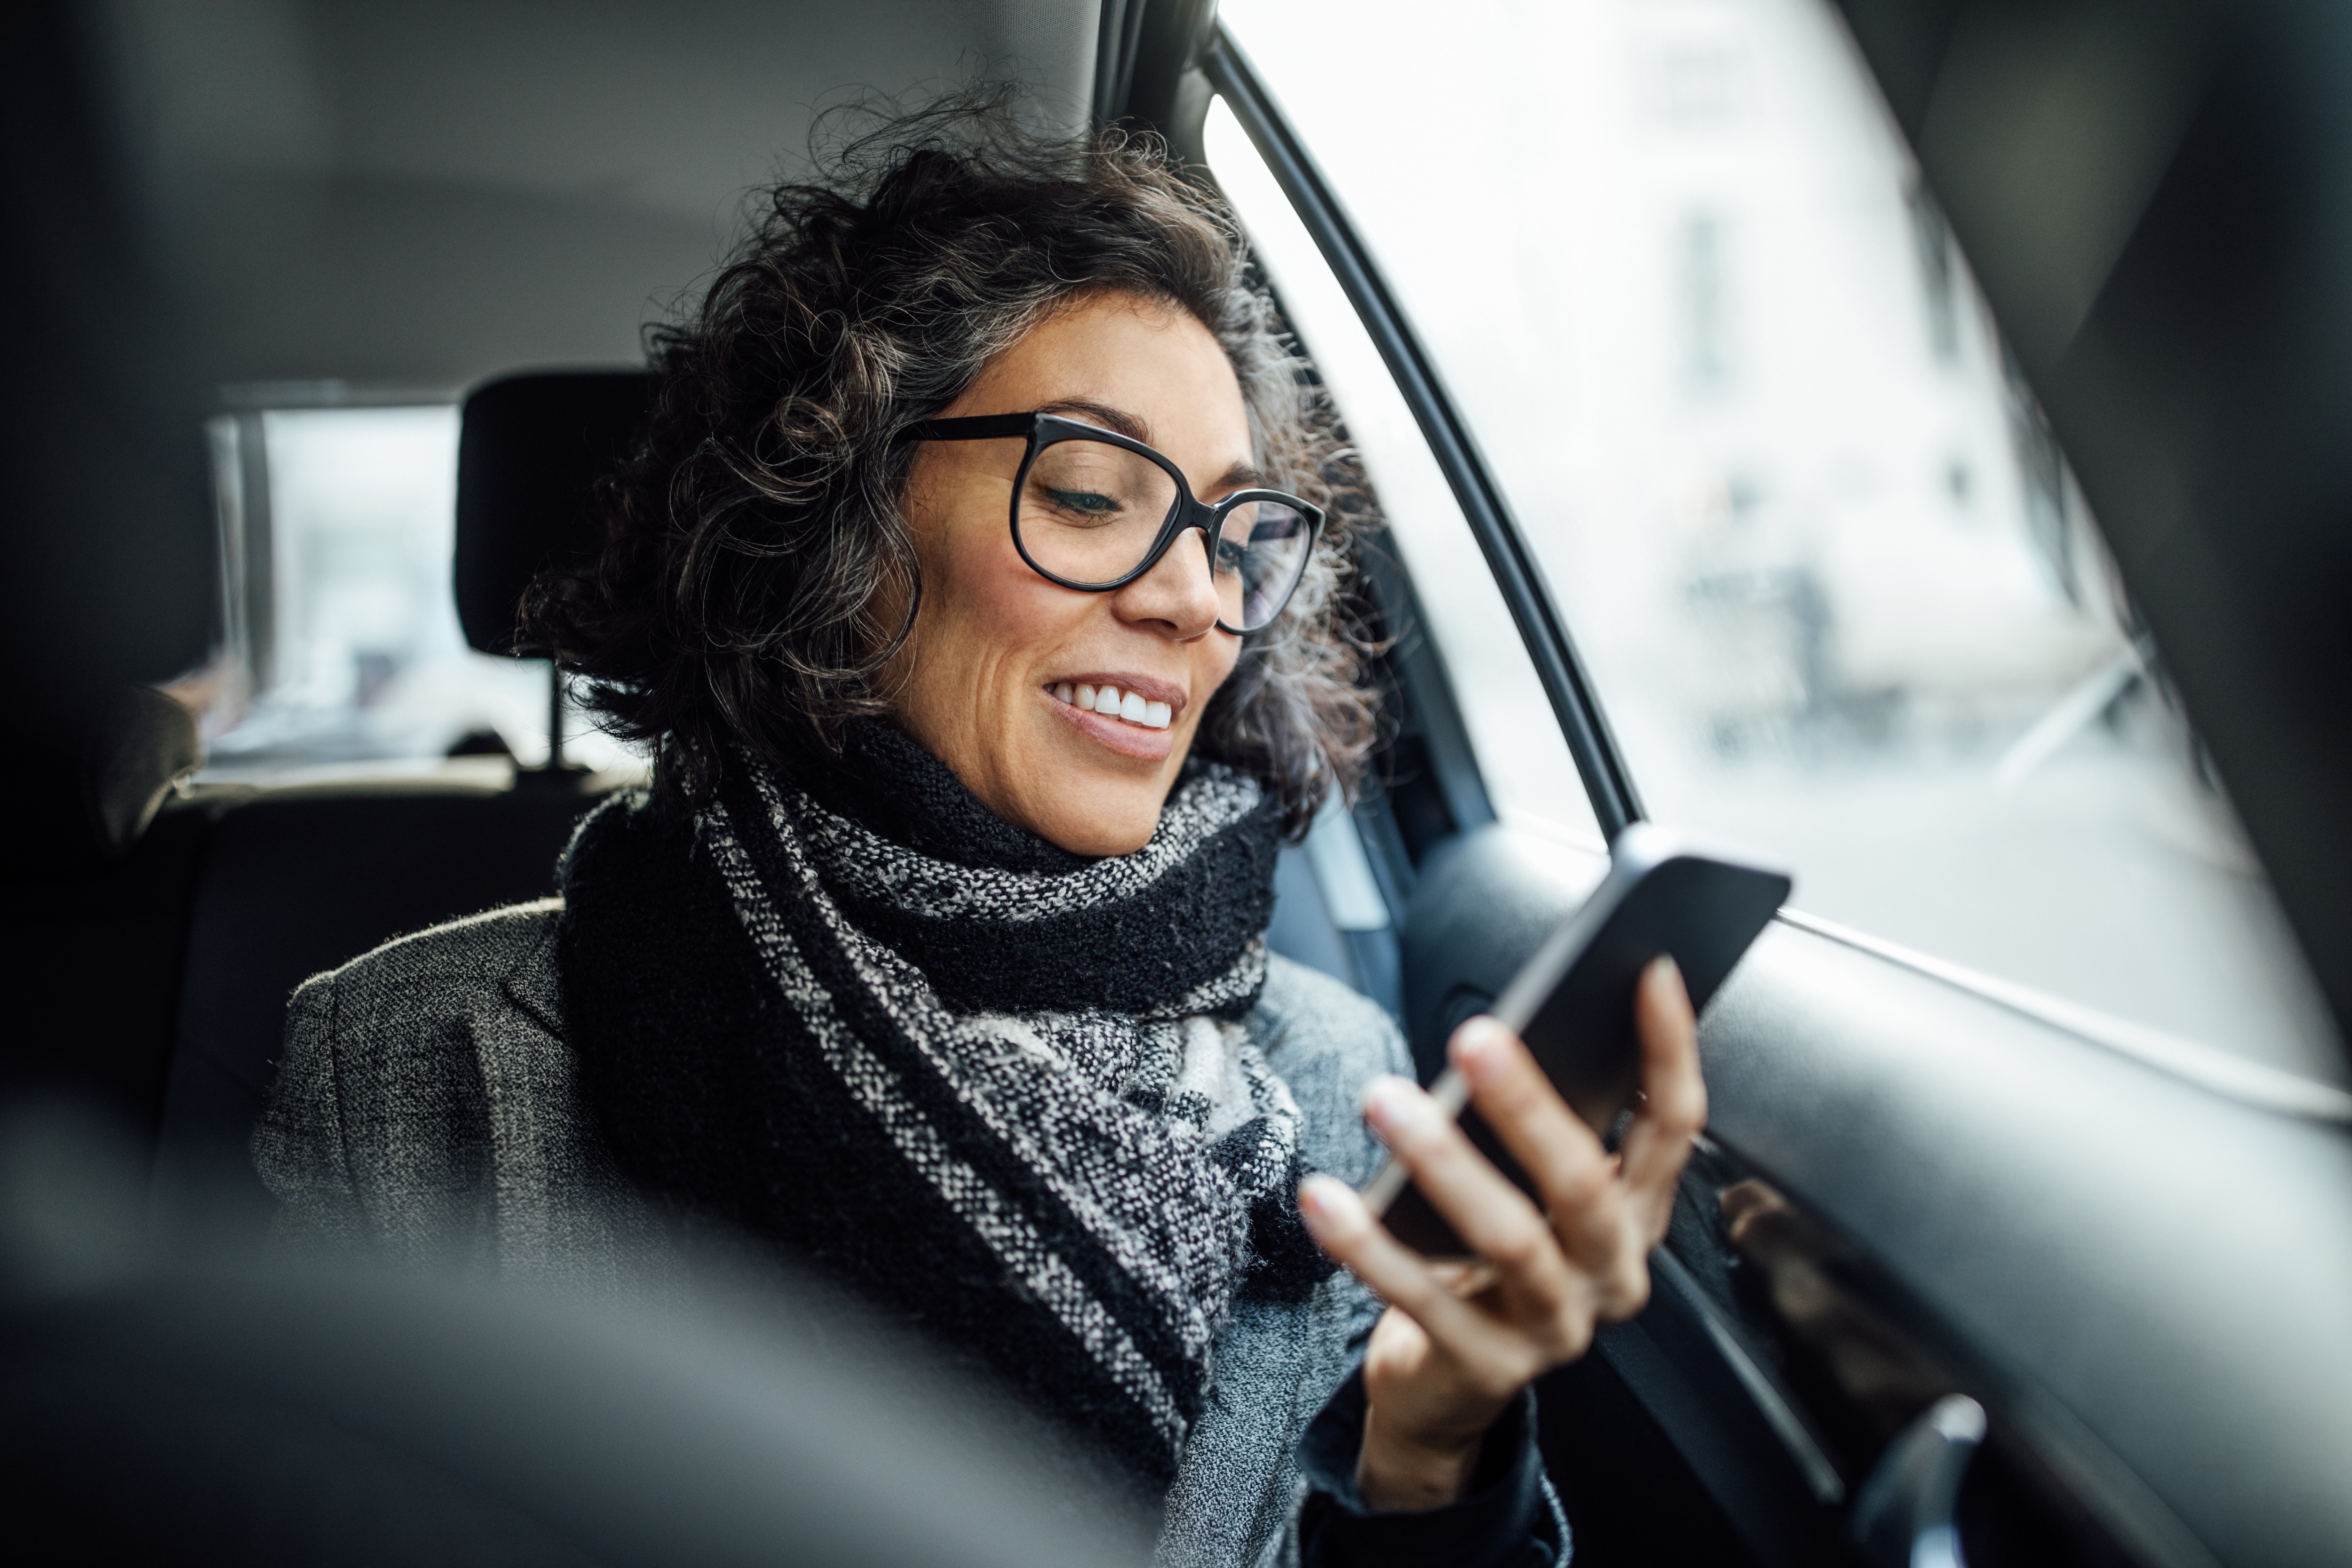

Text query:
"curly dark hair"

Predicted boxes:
[[526, 96, 1376, 837]]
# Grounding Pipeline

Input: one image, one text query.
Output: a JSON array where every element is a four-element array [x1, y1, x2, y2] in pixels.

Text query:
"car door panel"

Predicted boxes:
[[1398, 820, 2352, 1566], [1704, 920, 2352, 1568]]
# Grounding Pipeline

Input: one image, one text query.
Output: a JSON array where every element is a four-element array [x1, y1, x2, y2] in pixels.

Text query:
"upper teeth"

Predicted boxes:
[[1055, 682, 1171, 730]]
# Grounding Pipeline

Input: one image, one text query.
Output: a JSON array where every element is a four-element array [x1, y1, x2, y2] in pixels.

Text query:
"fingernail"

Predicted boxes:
[[1298, 1173, 1358, 1230], [1650, 955, 1683, 986], [1452, 1018, 1506, 1076], [1363, 1074, 1429, 1133]]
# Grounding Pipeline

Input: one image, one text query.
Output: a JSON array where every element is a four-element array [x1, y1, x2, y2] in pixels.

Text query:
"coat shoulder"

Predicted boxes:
[[1253, 954, 1408, 1079], [262, 898, 568, 1213], [294, 897, 563, 1026], [257, 896, 650, 1279], [1251, 955, 1408, 1187]]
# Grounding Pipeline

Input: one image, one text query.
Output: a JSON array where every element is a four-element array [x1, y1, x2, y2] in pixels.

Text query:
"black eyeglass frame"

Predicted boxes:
[[899, 410, 1325, 635]]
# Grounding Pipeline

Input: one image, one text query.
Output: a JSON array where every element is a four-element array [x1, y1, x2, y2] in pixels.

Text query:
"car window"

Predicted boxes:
[[199, 403, 628, 778], [1205, 114, 1604, 859], [1216, 0, 2341, 1082]]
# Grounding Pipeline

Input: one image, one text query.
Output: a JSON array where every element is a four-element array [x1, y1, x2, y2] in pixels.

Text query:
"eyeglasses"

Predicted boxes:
[[900, 411, 1323, 635]]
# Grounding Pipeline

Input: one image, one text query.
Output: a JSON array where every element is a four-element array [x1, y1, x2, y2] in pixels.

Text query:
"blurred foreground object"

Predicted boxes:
[[0, 1, 215, 775], [0, 687, 204, 880], [1832, 0, 2352, 1065], [0, 1102, 1153, 1567]]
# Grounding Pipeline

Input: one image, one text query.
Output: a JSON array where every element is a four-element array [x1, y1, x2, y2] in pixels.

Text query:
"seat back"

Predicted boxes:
[[148, 782, 603, 1234], [148, 369, 656, 1237]]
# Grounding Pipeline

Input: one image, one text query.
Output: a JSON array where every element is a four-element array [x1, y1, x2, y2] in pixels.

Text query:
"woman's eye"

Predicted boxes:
[[1214, 537, 1248, 575], [1040, 486, 1122, 520]]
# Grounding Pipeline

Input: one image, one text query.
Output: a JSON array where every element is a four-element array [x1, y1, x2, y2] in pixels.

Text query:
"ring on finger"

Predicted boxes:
[[1441, 1262, 1501, 1298]]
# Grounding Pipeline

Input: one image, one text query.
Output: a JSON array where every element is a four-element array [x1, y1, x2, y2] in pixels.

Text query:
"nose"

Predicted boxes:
[[1111, 526, 1227, 639]]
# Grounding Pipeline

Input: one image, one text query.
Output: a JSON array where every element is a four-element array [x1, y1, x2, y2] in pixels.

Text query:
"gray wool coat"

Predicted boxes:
[[252, 899, 1408, 1568]]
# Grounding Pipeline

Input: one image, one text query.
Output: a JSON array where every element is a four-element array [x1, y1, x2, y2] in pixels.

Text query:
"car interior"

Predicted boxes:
[[5, 1, 2350, 1565]]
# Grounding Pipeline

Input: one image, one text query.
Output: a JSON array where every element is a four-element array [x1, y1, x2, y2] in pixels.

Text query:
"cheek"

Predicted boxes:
[[1203, 636, 1244, 695], [1180, 638, 1246, 739], [925, 523, 1082, 678]]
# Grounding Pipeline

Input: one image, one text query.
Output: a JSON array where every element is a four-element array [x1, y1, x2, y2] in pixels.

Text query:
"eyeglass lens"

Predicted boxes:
[[1017, 435, 1311, 631]]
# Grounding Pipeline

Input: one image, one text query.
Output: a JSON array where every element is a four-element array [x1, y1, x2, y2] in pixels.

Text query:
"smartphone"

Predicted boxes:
[[1360, 824, 1791, 1257]]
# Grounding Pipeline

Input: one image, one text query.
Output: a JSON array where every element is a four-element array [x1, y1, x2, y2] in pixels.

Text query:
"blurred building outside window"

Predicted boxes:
[[1217, 0, 2341, 1082], [197, 401, 635, 780]]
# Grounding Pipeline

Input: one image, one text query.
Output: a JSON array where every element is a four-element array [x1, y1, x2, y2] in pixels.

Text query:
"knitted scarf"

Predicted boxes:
[[556, 722, 1332, 1488]]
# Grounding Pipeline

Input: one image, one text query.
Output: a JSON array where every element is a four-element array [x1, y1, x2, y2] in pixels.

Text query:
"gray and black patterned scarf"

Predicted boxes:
[[557, 722, 1333, 1488]]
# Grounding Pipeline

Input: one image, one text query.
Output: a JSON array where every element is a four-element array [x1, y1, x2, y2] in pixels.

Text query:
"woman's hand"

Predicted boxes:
[[1297, 956, 1706, 1512]]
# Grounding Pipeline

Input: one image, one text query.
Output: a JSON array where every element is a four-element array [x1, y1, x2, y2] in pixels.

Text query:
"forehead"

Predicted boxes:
[[972, 292, 1252, 462]]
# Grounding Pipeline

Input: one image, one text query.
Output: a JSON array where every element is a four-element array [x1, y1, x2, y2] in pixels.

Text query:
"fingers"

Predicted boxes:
[[1445, 1012, 1643, 1305], [1448, 1017, 1615, 1230], [1361, 1075, 1575, 1303], [1316, 961, 1706, 1371], [1297, 1173, 1484, 1345], [1617, 957, 1708, 1235], [1300, 1176, 1561, 1401]]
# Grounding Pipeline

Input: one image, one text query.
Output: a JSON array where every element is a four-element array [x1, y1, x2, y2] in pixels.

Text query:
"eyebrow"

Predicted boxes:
[[1039, 399, 1266, 496], [1212, 460, 1268, 495], [1039, 399, 1150, 442]]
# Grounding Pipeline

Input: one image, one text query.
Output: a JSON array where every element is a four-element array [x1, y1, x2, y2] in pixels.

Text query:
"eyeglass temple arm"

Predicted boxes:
[[900, 413, 1037, 442]]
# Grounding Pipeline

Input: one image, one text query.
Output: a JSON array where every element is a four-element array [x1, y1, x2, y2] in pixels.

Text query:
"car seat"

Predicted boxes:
[[145, 371, 655, 1239]]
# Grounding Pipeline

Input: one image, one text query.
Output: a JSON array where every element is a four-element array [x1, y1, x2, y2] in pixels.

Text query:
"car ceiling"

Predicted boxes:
[[99, 0, 1101, 396]]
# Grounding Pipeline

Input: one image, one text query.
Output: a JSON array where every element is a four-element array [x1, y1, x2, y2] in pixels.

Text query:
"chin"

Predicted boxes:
[[1025, 783, 1165, 859], [1039, 812, 1160, 859]]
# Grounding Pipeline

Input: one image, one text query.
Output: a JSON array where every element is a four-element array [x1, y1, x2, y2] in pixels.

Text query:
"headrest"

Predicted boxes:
[[454, 370, 656, 655]]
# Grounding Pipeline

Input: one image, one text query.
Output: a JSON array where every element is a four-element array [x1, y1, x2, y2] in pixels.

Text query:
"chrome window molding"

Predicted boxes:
[[1777, 908, 2352, 1125]]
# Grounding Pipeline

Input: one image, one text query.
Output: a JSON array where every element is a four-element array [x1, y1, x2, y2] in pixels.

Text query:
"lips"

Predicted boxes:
[[1048, 679, 1172, 730], [1041, 673, 1185, 760]]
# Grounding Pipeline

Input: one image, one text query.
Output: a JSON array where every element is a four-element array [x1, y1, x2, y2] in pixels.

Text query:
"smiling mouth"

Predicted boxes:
[[1047, 681, 1174, 731]]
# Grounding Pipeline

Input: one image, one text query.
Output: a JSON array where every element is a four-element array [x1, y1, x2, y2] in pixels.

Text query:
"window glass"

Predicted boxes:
[[1220, 0, 2341, 1081], [201, 405, 632, 777], [1205, 107, 1601, 856]]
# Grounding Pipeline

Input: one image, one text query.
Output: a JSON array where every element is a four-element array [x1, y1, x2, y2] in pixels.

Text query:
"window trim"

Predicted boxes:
[[1202, 28, 1646, 840]]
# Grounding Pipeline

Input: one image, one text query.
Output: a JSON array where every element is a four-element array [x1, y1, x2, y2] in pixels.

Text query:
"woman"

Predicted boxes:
[[254, 106, 1706, 1568]]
